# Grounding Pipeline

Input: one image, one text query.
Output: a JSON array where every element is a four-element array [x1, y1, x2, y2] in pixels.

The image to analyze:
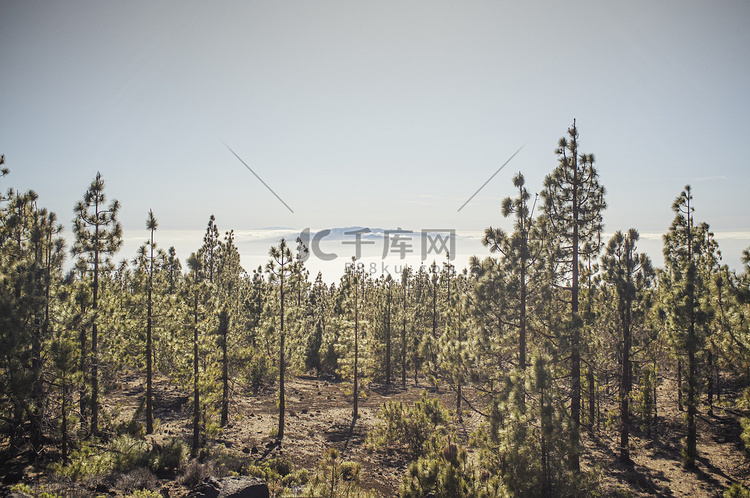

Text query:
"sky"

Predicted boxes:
[[1, 1, 749, 280]]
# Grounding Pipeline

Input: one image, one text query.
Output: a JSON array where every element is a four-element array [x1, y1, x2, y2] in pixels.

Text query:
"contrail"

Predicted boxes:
[[223, 142, 294, 214], [458, 143, 525, 212]]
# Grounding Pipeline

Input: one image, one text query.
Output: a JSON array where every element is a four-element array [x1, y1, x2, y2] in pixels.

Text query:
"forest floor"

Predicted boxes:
[[1, 368, 749, 497], [582, 374, 750, 497]]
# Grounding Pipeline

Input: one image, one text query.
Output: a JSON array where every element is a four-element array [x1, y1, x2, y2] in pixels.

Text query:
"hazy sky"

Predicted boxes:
[[2, 1, 749, 274]]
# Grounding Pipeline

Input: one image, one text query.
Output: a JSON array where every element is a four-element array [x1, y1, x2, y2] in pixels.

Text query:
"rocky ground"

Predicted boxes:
[[1, 368, 749, 497]]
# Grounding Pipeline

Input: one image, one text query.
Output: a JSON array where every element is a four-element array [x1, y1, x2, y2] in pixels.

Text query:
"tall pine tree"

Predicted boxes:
[[540, 121, 606, 471], [662, 185, 719, 467], [266, 238, 294, 439], [72, 172, 122, 435], [601, 229, 653, 462]]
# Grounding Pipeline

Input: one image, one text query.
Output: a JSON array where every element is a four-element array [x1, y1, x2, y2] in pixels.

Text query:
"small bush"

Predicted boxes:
[[282, 468, 309, 488], [367, 391, 451, 457], [126, 490, 162, 498], [741, 418, 750, 458], [243, 464, 266, 479], [725, 483, 750, 498], [11, 482, 65, 498], [307, 448, 378, 498], [267, 456, 293, 477], [212, 449, 249, 477], [111, 436, 151, 472], [115, 398, 146, 438], [151, 438, 186, 472], [53, 435, 188, 483], [117, 467, 157, 492], [399, 446, 510, 498], [180, 459, 211, 488], [10, 483, 33, 494], [245, 352, 275, 392], [637, 364, 657, 423]]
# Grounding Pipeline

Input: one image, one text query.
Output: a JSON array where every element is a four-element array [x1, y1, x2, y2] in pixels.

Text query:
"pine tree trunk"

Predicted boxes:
[[192, 290, 200, 458], [540, 373, 551, 498], [385, 286, 391, 387], [685, 238, 697, 466], [402, 284, 407, 388], [353, 277, 359, 420], [61, 372, 68, 463], [146, 282, 153, 434], [31, 236, 52, 452], [91, 227, 99, 436], [279, 276, 286, 440], [146, 229, 154, 435], [457, 306, 463, 418], [620, 313, 631, 462], [570, 187, 581, 472], [706, 349, 714, 416], [432, 279, 438, 392], [520, 263, 527, 371], [589, 368, 595, 430], [221, 310, 229, 427], [653, 359, 658, 422], [31, 318, 43, 452], [686, 348, 697, 466], [79, 324, 87, 424], [678, 360, 683, 411]]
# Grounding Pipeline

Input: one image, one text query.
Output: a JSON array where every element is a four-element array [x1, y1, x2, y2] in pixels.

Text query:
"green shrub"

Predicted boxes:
[[399, 444, 509, 498], [52, 435, 151, 480], [307, 448, 378, 498], [52, 442, 112, 479], [117, 467, 157, 492], [637, 364, 657, 423], [8, 484, 62, 498], [245, 351, 275, 392], [126, 490, 162, 498], [282, 469, 309, 488], [10, 483, 33, 494], [151, 438, 186, 472], [741, 418, 750, 458], [725, 483, 750, 498], [367, 391, 450, 457], [115, 398, 146, 437], [267, 456, 293, 477], [111, 436, 151, 472], [180, 459, 211, 488]]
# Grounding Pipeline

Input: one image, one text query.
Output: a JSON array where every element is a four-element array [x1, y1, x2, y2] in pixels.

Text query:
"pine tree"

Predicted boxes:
[[305, 272, 327, 374], [50, 324, 76, 462], [184, 252, 210, 457], [72, 172, 122, 435], [165, 246, 181, 294], [385, 274, 393, 387], [483, 172, 544, 372], [400, 266, 412, 388], [540, 121, 605, 471], [343, 258, 365, 419], [662, 185, 719, 467], [435, 257, 469, 416], [468, 254, 517, 380], [411, 265, 431, 385], [216, 230, 243, 427], [266, 238, 294, 439], [200, 215, 220, 284], [145, 210, 157, 434], [0, 181, 64, 451], [601, 229, 654, 462]]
